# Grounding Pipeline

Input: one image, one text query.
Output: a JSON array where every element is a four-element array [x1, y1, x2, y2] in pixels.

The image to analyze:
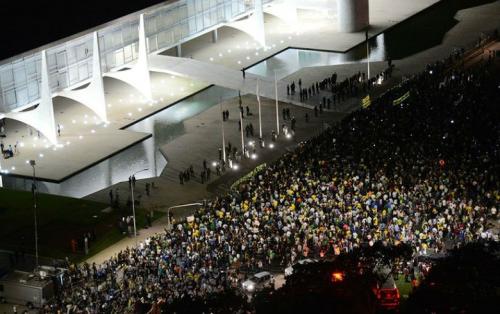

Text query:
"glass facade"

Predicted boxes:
[[0, 0, 270, 113]]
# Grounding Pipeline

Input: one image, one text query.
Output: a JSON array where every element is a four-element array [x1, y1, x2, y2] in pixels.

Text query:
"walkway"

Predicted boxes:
[[150, 54, 283, 99]]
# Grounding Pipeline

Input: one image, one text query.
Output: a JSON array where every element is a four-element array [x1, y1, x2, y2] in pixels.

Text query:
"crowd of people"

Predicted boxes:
[[44, 49, 499, 313], [287, 63, 394, 109]]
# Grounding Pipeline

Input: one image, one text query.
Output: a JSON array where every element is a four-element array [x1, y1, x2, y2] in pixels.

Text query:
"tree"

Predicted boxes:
[[405, 241, 500, 314], [253, 242, 413, 314]]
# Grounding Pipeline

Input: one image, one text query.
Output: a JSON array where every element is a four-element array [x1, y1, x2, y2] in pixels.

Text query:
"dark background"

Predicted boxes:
[[0, 0, 167, 61]]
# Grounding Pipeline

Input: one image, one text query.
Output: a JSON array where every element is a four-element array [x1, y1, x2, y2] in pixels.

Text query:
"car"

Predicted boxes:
[[284, 258, 318, 277], [241, 271, 275, 293], [374, 272, 400, 310]]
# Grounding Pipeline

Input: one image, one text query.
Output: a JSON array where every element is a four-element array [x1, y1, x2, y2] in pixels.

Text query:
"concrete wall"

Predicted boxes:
[[337, 0, 369, 32]]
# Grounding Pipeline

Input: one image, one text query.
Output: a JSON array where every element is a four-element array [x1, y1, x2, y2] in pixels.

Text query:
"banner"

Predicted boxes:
[[393, 91, 410, 106]]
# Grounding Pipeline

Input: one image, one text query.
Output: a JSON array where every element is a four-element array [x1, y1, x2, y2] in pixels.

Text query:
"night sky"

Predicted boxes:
[[0, 0, 167, 61]]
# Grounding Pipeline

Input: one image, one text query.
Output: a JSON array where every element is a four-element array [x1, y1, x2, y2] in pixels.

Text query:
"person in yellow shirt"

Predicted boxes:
[[193, 229, 200, 238]]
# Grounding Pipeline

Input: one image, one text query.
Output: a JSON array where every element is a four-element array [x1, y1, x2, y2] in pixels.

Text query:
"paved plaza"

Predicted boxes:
[[0, 73, 208, 181]]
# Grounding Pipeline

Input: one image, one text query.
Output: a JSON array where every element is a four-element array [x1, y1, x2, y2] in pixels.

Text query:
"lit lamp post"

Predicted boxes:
[[0, 161, 3, 188], [130, 168, 148, 246], [238, 91, 245, 159], [257, 79, 263, 139], [29, 160, 39, 268], [240, 105, 245, 158]]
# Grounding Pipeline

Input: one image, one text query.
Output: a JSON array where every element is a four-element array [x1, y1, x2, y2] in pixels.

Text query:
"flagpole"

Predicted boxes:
[[366, 30, 371, 79], [219, 99, 226, 162], [274, 70, 280, 135], [257, 79, 262, 139]]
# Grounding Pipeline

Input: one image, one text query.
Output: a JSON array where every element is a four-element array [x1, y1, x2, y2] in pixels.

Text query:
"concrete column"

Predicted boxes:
[[59, 32, 108, 123], [265, 0, 297, 24], [176, 44, 182, 57], [212, 29, 218, 43], [136, 14, 153, 100], [337, 0, 369, 33], [254, 0, 266, 46], [90, 32, 107, 122], [6, 50, 58, 145], [39, 50, 58, 145]]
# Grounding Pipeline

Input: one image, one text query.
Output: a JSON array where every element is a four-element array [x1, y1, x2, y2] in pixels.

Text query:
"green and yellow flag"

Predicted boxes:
[[393, 91, 410, 106], [362, 95, 371, 108]]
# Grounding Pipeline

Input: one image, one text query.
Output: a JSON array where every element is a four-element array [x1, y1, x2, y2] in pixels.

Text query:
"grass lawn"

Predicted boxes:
[[0, 187, 163, 263], [395, 276, 413, 311], [396, 277, 413, 297]]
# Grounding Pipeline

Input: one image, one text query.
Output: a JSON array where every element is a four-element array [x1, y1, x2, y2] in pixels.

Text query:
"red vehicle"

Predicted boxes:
[[375, 274, 400, 310]]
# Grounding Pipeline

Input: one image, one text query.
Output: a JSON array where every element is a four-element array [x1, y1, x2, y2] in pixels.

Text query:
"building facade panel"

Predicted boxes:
[[0, 0, 264, 113]]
